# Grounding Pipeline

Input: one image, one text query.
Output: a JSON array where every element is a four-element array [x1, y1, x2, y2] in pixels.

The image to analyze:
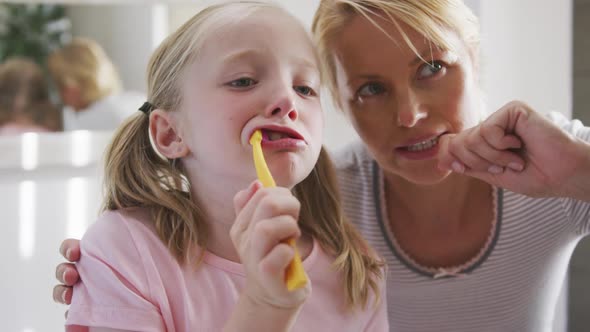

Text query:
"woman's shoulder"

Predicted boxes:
[[545, 111, 590, 141]]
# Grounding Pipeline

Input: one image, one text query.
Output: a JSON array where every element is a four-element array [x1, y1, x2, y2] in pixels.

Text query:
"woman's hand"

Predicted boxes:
[[225, 181, 310, 331], [439, 100, 589, 199], [53, 239, 81, 305]]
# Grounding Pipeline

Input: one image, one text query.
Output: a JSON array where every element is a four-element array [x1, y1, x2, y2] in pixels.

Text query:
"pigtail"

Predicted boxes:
[[294, 148, 384, 309], [102, 112, 206, 263]]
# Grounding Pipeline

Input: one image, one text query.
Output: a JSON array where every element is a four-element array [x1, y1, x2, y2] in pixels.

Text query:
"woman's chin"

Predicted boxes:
[[390, 167, 452, 186], [413, 169, 453, 185]]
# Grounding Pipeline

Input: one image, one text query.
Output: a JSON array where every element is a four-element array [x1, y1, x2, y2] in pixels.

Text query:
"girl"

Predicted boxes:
[[64, 1, 386, 332]]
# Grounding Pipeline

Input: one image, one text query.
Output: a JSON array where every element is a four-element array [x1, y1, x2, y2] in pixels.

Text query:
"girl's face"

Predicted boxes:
[[331, 14, 482, 185], [177, 9, 323, 189]]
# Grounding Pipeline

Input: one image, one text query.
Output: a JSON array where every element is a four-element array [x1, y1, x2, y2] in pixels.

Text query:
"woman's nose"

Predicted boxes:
[[396, 89, 427, 127]]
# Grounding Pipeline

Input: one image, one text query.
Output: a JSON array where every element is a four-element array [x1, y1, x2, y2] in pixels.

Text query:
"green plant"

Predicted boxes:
[[0, 4, 71, 66]]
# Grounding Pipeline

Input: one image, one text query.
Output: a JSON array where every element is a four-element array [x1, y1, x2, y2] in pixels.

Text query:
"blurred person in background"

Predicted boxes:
[[0, 57, 60, 135], [47, 37, 145, 131]]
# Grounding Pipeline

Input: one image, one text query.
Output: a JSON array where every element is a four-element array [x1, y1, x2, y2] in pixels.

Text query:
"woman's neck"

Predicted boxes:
[[383, 171, 490, 230]]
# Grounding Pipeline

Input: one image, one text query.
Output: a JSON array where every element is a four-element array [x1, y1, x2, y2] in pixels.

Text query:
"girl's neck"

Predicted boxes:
[[190, 175, 314, 264], [190, 175, 243, 262], [383, 171, 490, 230]]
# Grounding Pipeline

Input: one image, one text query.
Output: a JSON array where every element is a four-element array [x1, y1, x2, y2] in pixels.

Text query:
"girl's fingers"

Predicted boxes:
[[231, 181, 263, 243], [233, 180, 262, 215], [250, 190, 300, 230], [250, 216, 300, 263], [259, 243, 295, 278]]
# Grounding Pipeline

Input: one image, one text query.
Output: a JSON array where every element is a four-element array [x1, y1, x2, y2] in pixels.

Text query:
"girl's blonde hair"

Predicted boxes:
[[47, 37, 122, 106], [101, 1, 383, 310], [312, 0, 480, 107]]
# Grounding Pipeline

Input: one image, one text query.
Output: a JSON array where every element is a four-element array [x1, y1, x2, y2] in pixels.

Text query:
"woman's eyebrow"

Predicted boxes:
[[409, 47, 448, 66]]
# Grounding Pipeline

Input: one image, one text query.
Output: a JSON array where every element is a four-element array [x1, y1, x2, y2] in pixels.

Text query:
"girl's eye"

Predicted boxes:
[[417, 61, 445, 80], [294, 85, 316, 96], [228, 78, 257, 88], [357, 82, 386, 97]]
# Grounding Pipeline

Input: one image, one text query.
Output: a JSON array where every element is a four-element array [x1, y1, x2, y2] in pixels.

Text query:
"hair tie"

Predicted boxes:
[[138, 101, 154, 114]]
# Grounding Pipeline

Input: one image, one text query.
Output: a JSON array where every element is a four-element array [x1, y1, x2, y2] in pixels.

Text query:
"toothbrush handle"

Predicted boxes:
[[250, 132, 308, 291]]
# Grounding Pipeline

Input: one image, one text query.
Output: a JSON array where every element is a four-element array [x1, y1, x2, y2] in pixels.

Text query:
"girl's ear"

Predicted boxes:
[[149, 109, 189, 159]]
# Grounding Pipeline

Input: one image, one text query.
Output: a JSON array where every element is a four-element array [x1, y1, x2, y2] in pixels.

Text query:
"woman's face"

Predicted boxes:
[[331, 14, 482, 185]]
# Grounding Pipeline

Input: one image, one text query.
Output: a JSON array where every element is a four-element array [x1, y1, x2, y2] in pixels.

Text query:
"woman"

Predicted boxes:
[[54, 1, 590, 331]]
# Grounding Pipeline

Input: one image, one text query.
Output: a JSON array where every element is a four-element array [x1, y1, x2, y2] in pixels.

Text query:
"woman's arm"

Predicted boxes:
[[439, 101, 590, 201]]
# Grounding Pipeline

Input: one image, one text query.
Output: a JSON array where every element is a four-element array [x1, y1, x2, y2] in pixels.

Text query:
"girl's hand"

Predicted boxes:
[[53, 239, 81, 305], [231, 181, 311, 310], [439, 100, 587, 198]]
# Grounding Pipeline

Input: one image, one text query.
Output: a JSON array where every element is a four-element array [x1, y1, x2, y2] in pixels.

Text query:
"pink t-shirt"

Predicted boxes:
[[65, 208, 388, 332]]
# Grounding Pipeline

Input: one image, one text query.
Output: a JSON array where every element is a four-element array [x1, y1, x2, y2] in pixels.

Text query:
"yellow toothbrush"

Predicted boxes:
[[249, 129, 308, 291]]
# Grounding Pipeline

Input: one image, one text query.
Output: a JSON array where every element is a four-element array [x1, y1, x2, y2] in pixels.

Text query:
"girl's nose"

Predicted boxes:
[[264, 89, 298, 121]]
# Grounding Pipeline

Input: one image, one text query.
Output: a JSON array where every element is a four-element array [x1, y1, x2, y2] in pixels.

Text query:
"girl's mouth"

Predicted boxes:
[[263, 130, 298, 141], [250, 127, 306, 150]]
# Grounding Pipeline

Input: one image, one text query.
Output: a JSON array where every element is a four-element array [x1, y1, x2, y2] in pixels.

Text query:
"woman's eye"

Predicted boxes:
[[294, 85, 316, 96], [417, 61, 445, 79], [357, 82, 386, 97], [228, 78, 257, 88]]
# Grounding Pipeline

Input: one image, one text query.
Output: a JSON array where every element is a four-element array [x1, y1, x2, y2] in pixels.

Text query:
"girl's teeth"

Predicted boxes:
[[406, 137, 438, 152], [268, 132, 289, 141]]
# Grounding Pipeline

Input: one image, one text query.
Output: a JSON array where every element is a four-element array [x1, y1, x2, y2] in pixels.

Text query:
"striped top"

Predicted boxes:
[[331, 113, 590, 332]]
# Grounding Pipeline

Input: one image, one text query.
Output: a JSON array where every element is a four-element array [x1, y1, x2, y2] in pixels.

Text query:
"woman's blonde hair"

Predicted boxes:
[[101, 1, 383, 310], [47, 37, 122, 106], [312, 0, 480, 107]]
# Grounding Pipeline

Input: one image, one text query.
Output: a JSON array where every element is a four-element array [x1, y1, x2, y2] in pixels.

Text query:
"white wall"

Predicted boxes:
[[479, 0, 573, 116]]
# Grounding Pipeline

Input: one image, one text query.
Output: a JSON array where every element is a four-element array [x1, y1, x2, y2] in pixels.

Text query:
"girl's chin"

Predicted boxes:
[[272, 172, 311, 189]]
